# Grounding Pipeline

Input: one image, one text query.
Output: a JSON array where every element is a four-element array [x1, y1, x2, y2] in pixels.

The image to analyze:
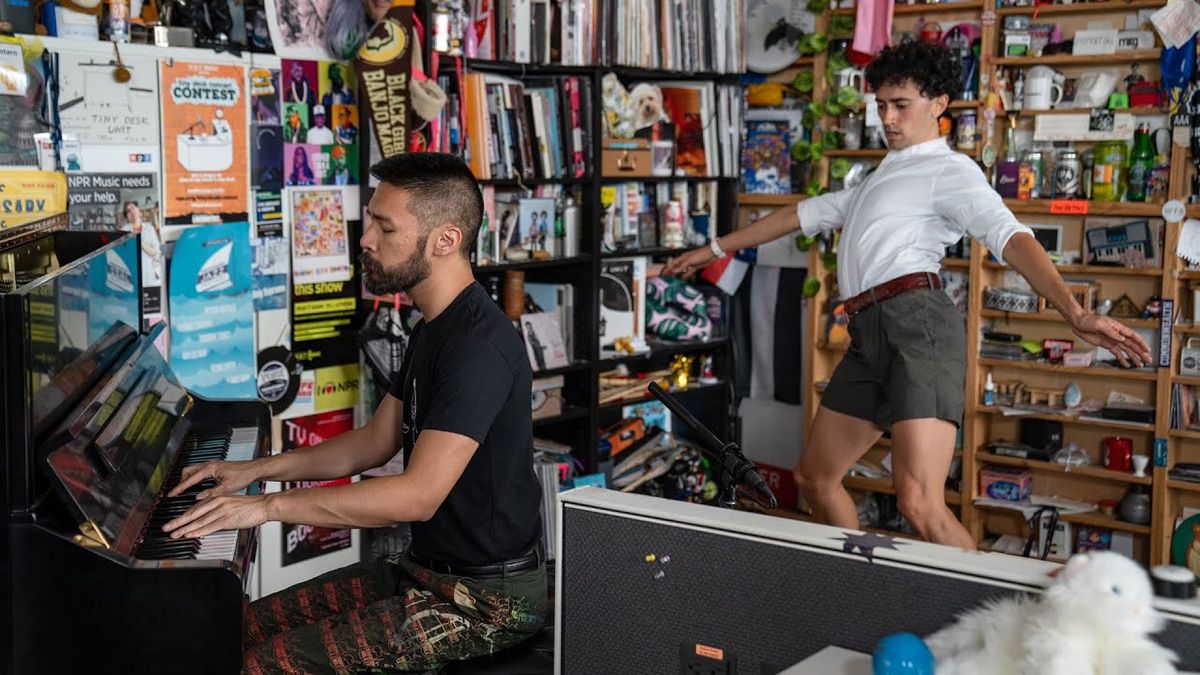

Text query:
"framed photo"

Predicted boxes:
[[518, 197, 556, 257], [1027, 223, 1064, 254]]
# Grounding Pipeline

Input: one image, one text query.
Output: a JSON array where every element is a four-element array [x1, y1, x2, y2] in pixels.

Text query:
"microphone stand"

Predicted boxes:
[[647, 382, 777, 510]]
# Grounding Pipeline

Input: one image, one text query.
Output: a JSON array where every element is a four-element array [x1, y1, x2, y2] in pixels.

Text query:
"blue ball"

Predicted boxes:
[[873, 632, 935, 675]]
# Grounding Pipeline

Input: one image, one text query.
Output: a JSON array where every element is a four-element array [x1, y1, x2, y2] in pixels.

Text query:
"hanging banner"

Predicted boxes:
[[160, 60, 249, 226], [56, 50, 160, 173], [356, 0, 415, 159], [168, 221, 257, 399], [280, 408, 354, 566]]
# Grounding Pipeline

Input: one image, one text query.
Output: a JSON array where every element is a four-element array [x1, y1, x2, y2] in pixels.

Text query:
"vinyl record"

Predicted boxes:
[[745, 0, 817, 74], [257, 346, 301, 414], [1171, 513, 1200, 581]]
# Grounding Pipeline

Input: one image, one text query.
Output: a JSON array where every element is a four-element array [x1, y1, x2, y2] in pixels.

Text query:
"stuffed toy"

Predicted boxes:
[[926, 551, 1178, 675]]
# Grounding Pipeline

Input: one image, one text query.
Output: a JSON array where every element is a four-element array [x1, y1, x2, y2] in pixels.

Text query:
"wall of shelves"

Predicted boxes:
[[781, 0, 1198, 565]]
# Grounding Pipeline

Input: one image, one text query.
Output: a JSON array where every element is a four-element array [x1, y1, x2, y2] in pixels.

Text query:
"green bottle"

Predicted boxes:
[[1091, 140, 1127, 202], [1127, 123, 1155, 202]]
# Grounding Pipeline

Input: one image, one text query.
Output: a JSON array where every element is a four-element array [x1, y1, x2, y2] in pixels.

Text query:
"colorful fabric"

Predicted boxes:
[[646, 277, 713, 341], [243, 554, 547, 674]]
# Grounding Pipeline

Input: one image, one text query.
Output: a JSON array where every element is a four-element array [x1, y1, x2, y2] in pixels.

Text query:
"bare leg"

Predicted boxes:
[[793, 406, 883, 529], [890, 418, 976, 549]]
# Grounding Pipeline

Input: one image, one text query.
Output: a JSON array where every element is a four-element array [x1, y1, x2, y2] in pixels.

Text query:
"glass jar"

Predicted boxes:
[[1091, 140, 1128, 202], [841, 110, 863, 150]]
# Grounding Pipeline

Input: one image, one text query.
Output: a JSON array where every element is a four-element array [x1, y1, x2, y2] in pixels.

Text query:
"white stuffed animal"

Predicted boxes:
[[925, 551, 1178, 675]]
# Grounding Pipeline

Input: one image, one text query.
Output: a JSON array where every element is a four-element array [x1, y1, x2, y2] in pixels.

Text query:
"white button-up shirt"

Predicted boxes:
[[797, 137, 1032, 298]]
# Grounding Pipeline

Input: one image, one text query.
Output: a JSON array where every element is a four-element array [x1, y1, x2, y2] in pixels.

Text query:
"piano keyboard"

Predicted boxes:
[[134, 426, 260, 562]]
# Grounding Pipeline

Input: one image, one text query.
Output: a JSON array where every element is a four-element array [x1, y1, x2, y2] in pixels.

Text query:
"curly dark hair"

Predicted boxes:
[[864, 41, 961, 100]]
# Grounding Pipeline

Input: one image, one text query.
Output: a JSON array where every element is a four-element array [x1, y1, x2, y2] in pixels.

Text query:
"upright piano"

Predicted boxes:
[[2, 215, 270, 675]]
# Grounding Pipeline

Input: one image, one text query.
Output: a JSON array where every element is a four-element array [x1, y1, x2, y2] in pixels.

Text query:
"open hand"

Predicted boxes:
[[167, 460, 261, 500], [1070, 313, 1152, 368], [163, 494, 271, 540], [661, 246, 716, 278]]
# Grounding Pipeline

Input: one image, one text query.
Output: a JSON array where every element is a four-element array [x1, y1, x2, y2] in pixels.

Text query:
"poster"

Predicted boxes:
[[250, 64, 284, 228], [265, 0, 334, 61], [253, 235, 290, 311], [280, 409, 353, 566], [289, 186, 351, 283], [85, 242, 140, 345], [0, 170, 67, 226], [168, 221, 257, 399], [161, 60, 249, 226], [57, 50, 160, 173], [66, 173, 163, 316], [285, 142, 358, 186], [0, 53, 48, 168]]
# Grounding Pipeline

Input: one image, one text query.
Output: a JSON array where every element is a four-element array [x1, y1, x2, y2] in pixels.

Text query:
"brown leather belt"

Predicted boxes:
[[843, 271, 942, 318]]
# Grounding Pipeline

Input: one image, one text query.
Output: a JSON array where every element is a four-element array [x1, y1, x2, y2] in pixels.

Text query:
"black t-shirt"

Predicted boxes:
[[388, 282, 541, 565]]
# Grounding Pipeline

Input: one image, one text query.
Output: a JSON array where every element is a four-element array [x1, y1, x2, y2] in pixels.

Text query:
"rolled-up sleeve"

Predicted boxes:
[[797, 186, 856, 237], [933, 156, 1033, 264]]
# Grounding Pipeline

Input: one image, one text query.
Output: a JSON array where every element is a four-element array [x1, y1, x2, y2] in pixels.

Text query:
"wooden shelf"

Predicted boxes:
[[738, 193, 805, 206], [1061, 510, 1152, 535], [1175, 324, 1200, 335], [1179, 270, 1200, 280], [824, 149, 888, 158], [533, 406, 590, 426], [843, 474, 963, 505], [794, 56, 816, 67], [983, 260, 1162, 277], [1172, 375, 1200, 387], [1018, 106, 1165, 117], [1169, 429, 1200, 440], [996, 50, 1160, 67], [997, 0, 1166, 15], [599, 337, 730, 366], [598, 381, 724, 412], [948, 100, 981, 109], [1001, 199, 1165, 217], [942, 257, 970, 269], [976, 503, 1152, 535], [1168, 479, 1200, 493], [978, 357, 1159, 381], [834, 0, 982, 15], [980, 309, 1159, 328], [979, 406, 1155, 432], [979, 451, 1153, 485], [473, 255, 591, 273]]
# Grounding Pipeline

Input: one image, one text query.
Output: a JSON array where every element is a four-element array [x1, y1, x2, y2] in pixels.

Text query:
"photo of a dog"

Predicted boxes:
[[630, 83, 676, 141]]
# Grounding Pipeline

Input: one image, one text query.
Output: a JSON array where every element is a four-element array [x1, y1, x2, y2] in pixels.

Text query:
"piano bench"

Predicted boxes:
[[441, 624, 555, 674]]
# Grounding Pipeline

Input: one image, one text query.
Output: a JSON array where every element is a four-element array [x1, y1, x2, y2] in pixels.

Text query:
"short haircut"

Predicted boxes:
[[864, 41, 961, 101], [370, 153, 484, 258]]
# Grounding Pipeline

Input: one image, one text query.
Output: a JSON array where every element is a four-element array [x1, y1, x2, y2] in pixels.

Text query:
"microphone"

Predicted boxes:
[[647, 381, 777, 509]]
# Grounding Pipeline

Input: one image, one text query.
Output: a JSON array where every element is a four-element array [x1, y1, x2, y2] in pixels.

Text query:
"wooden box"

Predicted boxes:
[[601, 137, 654, 178]]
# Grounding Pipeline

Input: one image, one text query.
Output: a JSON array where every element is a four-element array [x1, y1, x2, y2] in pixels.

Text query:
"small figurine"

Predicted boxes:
[[698, 355, 717, 385], [1125, 63, 1146, 94], [1142, 294, 1162, 319], [669, 354, 694, 389]]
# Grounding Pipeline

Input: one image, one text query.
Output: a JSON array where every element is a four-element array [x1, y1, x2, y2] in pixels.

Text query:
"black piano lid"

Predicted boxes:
[[43, 323, 194, 551]]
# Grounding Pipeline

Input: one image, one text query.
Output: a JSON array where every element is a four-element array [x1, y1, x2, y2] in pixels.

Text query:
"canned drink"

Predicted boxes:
[[1024, 150, 1043, 198], [956, 111, 977, 151], [1154, 437, 1168, 467], [1054, 149, 1082, 198]]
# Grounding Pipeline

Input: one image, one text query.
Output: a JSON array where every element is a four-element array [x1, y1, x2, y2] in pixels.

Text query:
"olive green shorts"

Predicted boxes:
[[822, 288, 966, 431]]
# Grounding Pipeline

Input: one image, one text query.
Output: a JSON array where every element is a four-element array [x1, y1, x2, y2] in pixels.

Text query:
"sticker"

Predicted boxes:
[[257, 345, 302, 414], [1163, 199, 1186, 222]]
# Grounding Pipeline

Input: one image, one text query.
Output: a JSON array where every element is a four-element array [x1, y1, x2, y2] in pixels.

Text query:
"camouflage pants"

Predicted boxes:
[[242, 553, 548, 674]]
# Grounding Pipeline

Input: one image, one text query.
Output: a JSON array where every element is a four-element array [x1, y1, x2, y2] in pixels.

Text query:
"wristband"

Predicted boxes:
[[709, 236, 725, 258]]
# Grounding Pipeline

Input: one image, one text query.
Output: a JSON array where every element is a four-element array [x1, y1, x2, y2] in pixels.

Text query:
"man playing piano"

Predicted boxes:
[[164, 152, 546, 673]]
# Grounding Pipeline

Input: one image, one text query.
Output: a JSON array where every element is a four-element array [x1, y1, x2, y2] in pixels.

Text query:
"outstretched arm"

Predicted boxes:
[[163, 429, 479, 539], [1002, 232, 1151, 367]]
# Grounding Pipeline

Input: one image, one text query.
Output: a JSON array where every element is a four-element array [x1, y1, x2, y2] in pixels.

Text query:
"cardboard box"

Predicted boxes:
[[531, 375, 564, 420], [980, 465, 1033, 501]]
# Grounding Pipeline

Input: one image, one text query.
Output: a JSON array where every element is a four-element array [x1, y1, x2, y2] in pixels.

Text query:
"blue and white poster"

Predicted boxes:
[[85, 236, 140, 345], [169, 222, 257, 399]]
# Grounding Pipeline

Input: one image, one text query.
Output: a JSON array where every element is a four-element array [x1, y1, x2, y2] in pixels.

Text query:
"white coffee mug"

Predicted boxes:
[[1024, 76, 1064, 110]]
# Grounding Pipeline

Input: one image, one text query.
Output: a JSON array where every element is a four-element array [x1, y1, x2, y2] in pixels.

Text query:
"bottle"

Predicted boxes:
[[1013, 70, 1025, 111], [561, 196, 579, 257], [1127, 123, 1155, 202], [996, 119, 1021, 198], [984, 372, 995, 406]]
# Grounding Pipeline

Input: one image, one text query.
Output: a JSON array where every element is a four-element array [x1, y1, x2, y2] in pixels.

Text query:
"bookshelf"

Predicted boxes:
[[782, 0, 1197, 565], [419, 4, 741, 475]]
